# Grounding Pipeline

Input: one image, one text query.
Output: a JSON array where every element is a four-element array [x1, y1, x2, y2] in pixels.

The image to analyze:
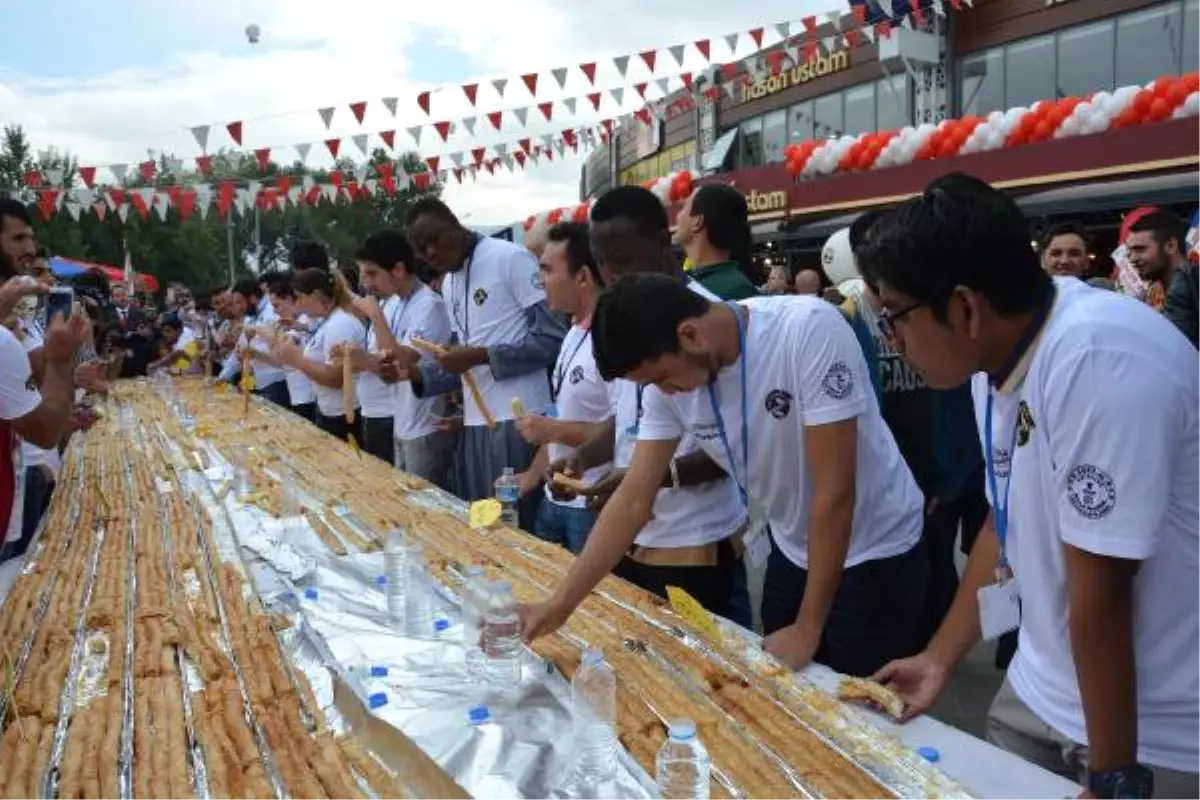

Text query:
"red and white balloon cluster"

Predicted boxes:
[[523, 169, 699, 233], [783, 73, 1199, 178]]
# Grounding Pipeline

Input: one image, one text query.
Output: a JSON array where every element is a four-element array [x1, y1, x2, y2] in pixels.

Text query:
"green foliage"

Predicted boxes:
[[1, 126, 440, 292]]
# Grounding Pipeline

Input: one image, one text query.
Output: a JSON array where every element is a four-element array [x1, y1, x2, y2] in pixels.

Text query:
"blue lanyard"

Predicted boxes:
[[984, 391, 1019, 570], [706, 303, 749, 507]]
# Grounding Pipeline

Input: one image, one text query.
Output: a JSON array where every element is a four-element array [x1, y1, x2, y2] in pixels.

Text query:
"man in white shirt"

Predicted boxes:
[[863, 173, 1198, 799], [219, 279, 289, 408], [351, 230, 454, 488], [402, 198, 567, 528]]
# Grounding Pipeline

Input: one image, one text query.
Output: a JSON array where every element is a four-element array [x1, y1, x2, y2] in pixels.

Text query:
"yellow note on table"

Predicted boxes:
[[468, 499, 501, 529], [511, 397, 525, 417], [666, 585, 723, 645]]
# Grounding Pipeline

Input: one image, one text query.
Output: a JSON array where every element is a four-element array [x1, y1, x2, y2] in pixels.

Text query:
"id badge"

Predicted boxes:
[[743, 499, 771, 568], [978, 577, 1021, 640], [544, 404, 559, 419], [616, 424, 638, 467]]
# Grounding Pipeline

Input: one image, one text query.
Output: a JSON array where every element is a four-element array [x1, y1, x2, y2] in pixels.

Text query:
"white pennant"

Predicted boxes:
[[44, 168, 63, 186], [826, 10, 843, 30], [554, 139, 565, 157], [196, 197, 210, 219], [166, 157, 183, 174], [352, 134, 369, 155], [461, 117, 476, 136], [612, 55, 630, 78], [191, 125, 211, 151], [116, 203, 130, 223], [668, 44, 686, 67], [382, 96, 398, 117], [295, 143, 311, 163], [318, 106, 336, 128], [610, 87, 624, 106], [104, 192, 117, 212], [407, 126, 423, 145], [450, 152, 464, 168], [932, 0, 946, 15], [541, 134, 554, 150], [775, 22, 791, 40], [365, 178, 378, 195], [136, 187, 156, 208], [724, 33, 739, 54], [655, 77, 670, 96], [492, 78, 508, 98], [563, 97, 577, 115], [72, 187, 94, 206], [194, 184, 213, 207], [154, 193, 171, 221], [551, 67, 568, 89], [322, 185, 339, 203], [288, 187, 302, 205], [109, 163, 128, 183], [503, 154, 514, 171], [436, 170, 448, 183], [354, 164, 369, 184], [248, 180, 262, 196], [302, 175, 315, 191], [494, 143, 508, 157], [862, 25, 876, 44], [513, 107, 528, 126], [65, 201, 81, 221]]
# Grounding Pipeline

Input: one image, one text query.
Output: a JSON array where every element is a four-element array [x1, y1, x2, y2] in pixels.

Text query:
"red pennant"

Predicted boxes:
[[472, 147, 486, 166], [217, 181, 235, 217], [453, 168, 464, 184], [343, 181, 357, 202], [544, 148, 554, 163], [639, 50, 657, 72], [196, 155, 213, 175], [37, 191, 57, 221], [414, 172, 433, 190], [586, 92, 601, 111], [325, 138, 341, 158], [226, 121, 243, 145], [461, 83, 478, 106], [579, 62, 597, 84], [803, 16, 817, 34], [130, 190, 151, 220], [350, 101, 367, 123], [109, 188, 126, 206], [634, 82, 648, 99], [167, 186, 183, 206], [377, 162, 394, 180], [514, 151, 527, 168], [78, 166, 96, 188], [634, 108, 652, 125], [704, 86, 722, 102], [521, 73, 538, 95], [381, 175, 397, 195], [877, 21, 893, 39], [845, 29, 861, 47], [178, 189, 196, 221], [484, 161, 495, 175], [694, 39, 710, 61], [380, 130, 396, 149], [139, 160, 156, 181], [518, 138, 532, 155], [433, 121, 451, 141], [23, 170, 42, 188], [330, 170, 344, 188], [600, 119, 614, 136], [538, 102, 554, 121], [254, 148, 271, 172], [766, 51, 785, 75], [748, 27, 764, 48], [305, 186, 321, 206], [275, 174, 292, 196], [721, 63, 738, 81], [417, 91, 431, 115], [426, 156, 440, 173], [681, 72, 693, 90], [487, 111, 503, 130], [562, 128, 577, 146]]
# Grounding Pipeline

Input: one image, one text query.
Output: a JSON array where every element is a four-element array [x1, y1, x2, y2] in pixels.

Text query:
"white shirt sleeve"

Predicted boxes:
[[506, 247, 547, 310], [1043, 348, 1175, 560], [794, 304, 871, 427], [322, 312, 366, 363], [177, 328, 197, 351], [0, 328, 41, 421], [409, 293, 452, 346], [636, 385, 685, 441]]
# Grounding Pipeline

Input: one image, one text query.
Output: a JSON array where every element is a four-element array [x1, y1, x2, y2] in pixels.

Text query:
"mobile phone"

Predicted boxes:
[[44, 286, 74, 323]]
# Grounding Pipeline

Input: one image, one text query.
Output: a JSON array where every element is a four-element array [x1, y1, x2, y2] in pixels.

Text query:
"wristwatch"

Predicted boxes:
[[1087, 765, 1154, 799]]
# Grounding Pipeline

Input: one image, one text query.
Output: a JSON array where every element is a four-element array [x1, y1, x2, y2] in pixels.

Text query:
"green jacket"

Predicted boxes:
[[688, 261, 759, 301]]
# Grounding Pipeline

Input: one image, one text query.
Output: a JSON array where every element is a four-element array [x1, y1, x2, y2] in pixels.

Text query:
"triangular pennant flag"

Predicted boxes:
[[494, 143, 508, 157], [407, 126, 423, 144], [191, 125, 210, 151], [724, 33, 739, 53], [116, 203, 130, 223], [349, 101, 367, 124], [426, 156, 440, 173], [354, 164, 369, 185], [554, 139, 565, 157], [364, 178, 378, 196], [611, 87, 625, 106], [640, 50, 657, 72], [329, 170, 343, 189], [325, 138, 341, 158], [538, 102, 554, 121], [302, 175, 315, 191], [135, 186, 155, 211], [45, 168, 64, 186], [382, 96, 398, 117], [748, 27, 764, 48], [472, 147, 486, 166], [563, 97, 577, 115], [521, 73, 538, 96], [295, 142, 312, 163], [108, 188, 125, 208], [352, 134, 369, 155], [587, 92, 602, 111], [71, 187, 94, 206], [254, 147, 271, 171], [579, 62, 597, 84], [450, 152, 464, 168], [776, 22, 792, 40], [680, 72, 693, 91], [823, 35, 838, 52], [226, 121, 243, 145], [461, 117, 476, 136], [416, 91, 431, 115], [380, 130, 396, 149], [514, 151, 527, 168], [827, 10, 844, 30], [433, 121, 451, 140], [462, 83, 479, 106], [78, 166, 96, 188], [655, 77, 670, 96], [138, 160, 156, 181], [634, 83, 647, 99], [514, 107, 528, 126], [694, 39, 711, 61], [154, 192, 171, 221], [518, 137, 532, 155], [612, 55, 630, 78], [275, 174, 292, 196], [668, 44, 686, 68], [322, 184, 339, 203], [64, 201, 81, 222], [551, 68, 568, 89], [248, 180, 262, 197], [453, 167, 464, 184], [492, 78, 507, 97], [486, 111, 503, 130], [93, 202, 107, 221]]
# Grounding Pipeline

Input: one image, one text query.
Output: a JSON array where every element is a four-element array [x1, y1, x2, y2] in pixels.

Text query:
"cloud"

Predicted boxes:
[[0, 0, 841, 225]]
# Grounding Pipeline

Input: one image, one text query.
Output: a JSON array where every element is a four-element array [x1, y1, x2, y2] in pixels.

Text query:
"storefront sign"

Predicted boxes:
[[744, 189, 789, 213], [740, 51, 851, 103]]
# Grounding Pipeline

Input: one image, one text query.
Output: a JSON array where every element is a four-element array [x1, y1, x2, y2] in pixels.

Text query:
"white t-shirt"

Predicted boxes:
[[0, 327, 40, 544], [16, 326, 60, 480], [639, 295, 923, 568], [393, 285, 452, 442], [284, 314, 316, 405], [242, 297, 285, 388], [545, 323, 612, 509], [305, 308, 367, 418], [357, 295, 402, 419], [978, 278, 1199, 771], [441, 236, 551, 427]]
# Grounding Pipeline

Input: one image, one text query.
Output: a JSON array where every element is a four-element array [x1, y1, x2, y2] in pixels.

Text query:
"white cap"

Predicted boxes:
[[821, 227, 858, 286]]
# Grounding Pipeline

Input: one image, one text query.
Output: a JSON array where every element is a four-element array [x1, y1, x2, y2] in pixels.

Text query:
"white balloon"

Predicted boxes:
[[1112, 85, 1139, 108], [1058, 116, 1081, 138], [987, 110, 1005, 128], [1091, 91, 1112, 109], [986, 130, 1004, 149], [245, 23, 261, 43], [1185, 92, 1200, 115], [821, 229, 857, 284]]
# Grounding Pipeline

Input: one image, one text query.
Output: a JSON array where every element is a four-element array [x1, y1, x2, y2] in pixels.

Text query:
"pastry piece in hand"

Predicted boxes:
[[836, 676, 905, 719], [550, 472, 589, 494]]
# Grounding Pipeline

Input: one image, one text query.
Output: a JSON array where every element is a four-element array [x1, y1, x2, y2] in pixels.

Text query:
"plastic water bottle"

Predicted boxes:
[[494, 468, 520, 527], [656, 719, 711, 799], [403, 543, 432, 636], [571, 649, 617, 782], [461, 566, 488, 681], [482, 582, 521, 685], [384, 528, 406, 624]]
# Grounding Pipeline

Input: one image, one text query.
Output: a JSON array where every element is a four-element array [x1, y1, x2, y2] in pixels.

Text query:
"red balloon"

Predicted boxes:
[[1153, 75, 1176, 98], [1166, 81, 1190, 107], [1185, 72, 1200, 93], [1148, 97, 1172, 121], [572, 204, 589, 223], [1133, 90, 1155, 116], [547, 208, 564, 224]]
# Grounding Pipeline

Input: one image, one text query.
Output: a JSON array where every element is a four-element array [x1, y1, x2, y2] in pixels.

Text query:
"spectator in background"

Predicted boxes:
[[762, 264, 791, 295], [291, 239, 331, 272], [112, 281, 152, 378], [794, 268, 823, 296], [673, 184, 759, 300], [1040, 222, 1091, 279], [1126, 211, 1198, 348], [221, 279, 290, 407]]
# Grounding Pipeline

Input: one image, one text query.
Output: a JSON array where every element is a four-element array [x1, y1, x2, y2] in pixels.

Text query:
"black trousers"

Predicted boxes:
[[255, 380, 290, 408], [613, 538, 744, 623], [290, 401, 315, 422], [361, 416, 395, 465], [316, 410, 358, 442], [921, 487, 989, 648], [761, 540, 927, 677]]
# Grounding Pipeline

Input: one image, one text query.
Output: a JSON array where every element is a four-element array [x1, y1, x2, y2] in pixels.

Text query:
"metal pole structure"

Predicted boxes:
[[254, 205, 262, 272], [225, 211, 235, 288]]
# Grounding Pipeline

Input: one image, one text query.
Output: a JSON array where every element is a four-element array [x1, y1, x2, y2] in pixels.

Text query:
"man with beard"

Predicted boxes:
[[1125, 211, 1198, 348]]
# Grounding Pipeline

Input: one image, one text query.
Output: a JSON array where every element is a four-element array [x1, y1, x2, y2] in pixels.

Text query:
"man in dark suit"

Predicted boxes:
[[111, 281, 153, 377]]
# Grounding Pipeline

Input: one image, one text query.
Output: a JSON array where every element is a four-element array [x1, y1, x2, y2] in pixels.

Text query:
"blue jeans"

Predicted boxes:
[[533, 500, 595, 554]]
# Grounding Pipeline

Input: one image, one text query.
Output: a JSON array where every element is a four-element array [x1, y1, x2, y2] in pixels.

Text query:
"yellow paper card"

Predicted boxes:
[[666, 585, 722, 645], [468, 499, 502, 529], [511, 397, 525, 417]]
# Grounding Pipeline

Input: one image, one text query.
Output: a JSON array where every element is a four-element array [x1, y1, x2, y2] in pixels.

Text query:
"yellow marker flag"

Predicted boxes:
[[666, 585, 722, 645], [468, 499, 502, 529]]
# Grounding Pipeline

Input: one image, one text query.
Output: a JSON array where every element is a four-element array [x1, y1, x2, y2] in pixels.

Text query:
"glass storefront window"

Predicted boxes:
[[762, 110, 787, 163], [814, 92, 843, 139], [1186, 0, 1199, 73], [789, 101, 814, 142], [844, 83, 875, 136], [1005, 35, 1056, 107], [739, 117, 764, 168], [960, 48, 1004, 116], [1057, 20, 1115, 98], [876, 75, 910, 132], [1117, 4, 1183, 86]]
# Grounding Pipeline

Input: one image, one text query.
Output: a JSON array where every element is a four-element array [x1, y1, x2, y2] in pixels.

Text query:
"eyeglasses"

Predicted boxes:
[[877, 301, 922, 339]]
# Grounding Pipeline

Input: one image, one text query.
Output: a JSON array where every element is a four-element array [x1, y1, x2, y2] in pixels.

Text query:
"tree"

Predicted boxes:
[[0, 125, 443, 292]]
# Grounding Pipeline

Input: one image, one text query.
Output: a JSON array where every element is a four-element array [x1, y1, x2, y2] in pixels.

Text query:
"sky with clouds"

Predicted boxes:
[[1, 0, 843, 226]]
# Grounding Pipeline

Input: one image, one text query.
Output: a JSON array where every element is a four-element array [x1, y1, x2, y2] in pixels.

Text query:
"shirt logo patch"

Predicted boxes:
[[531, 271, 544, 290], [992, 447, 1011, 479], [473, 287, 488, 306], [1016, 401, 1036, 447], [568, 365, 584, 385], [821, 361, 853, 400], [764, 389, 792, 419], [1066, 464, 1116, 520]]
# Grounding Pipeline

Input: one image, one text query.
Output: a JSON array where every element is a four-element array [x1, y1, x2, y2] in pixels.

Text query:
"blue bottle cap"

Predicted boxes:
[[285, 591, 297, 601], [375, 574, 387, 587], [369, 665, 388, 677], [368, 692, 388, 709], [917, 746, 940, 763], [434, 618, 450, 632], [468, 705, 490, 724], [303, 588, 318, 600]]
